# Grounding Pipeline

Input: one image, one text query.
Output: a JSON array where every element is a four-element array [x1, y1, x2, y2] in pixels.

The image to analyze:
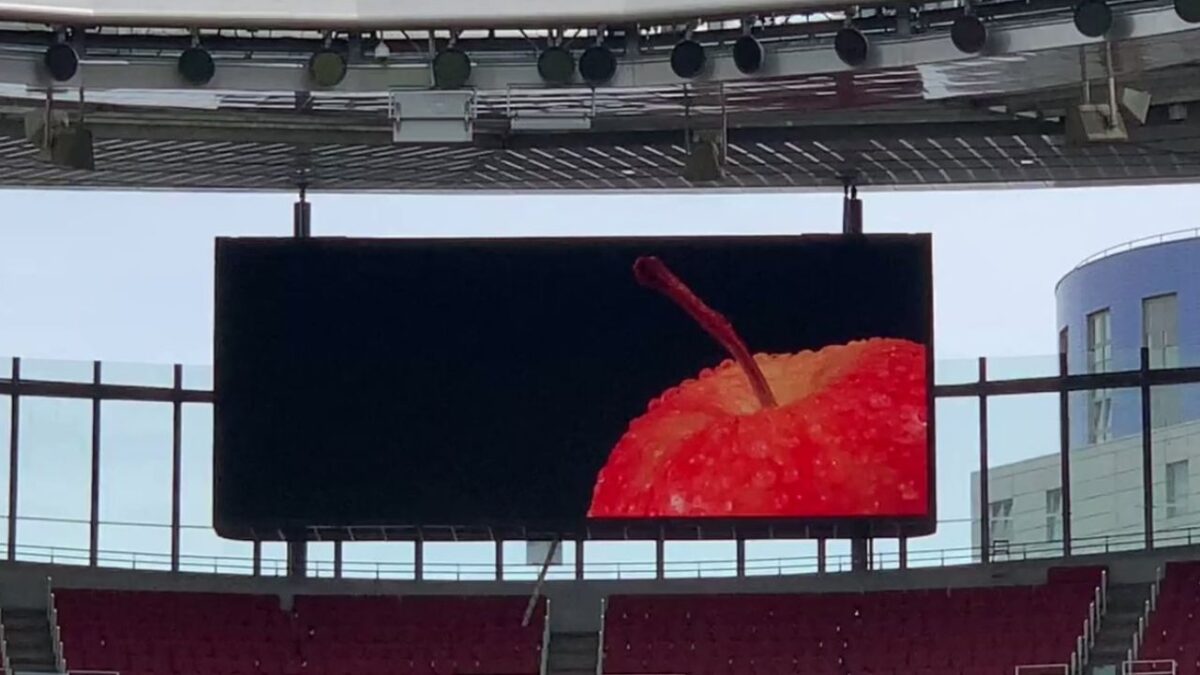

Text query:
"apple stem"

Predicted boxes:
[[633, 256, 778, 409]]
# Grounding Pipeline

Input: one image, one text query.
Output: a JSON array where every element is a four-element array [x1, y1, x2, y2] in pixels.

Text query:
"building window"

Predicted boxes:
[[1087, 309, 1113, 443], [1143, 293, 1181, 427], [990, 499, 1014, 544], [1045, 488, 1062, 541], [1166, 460, 1189, 519]]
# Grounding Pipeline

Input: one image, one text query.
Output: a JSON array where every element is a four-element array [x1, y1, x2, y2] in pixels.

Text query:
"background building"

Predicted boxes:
[[974, 232, 1200, 555]]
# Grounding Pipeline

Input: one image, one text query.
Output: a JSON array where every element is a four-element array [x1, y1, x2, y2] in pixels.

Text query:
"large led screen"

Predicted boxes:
[[214, 235, 933, 538]]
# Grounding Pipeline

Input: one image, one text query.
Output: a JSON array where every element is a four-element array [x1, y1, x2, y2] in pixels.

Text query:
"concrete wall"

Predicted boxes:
[[3, 546, 1196, 633], [971, 420, 1200, 552], [1056, 237, 1200, 448]]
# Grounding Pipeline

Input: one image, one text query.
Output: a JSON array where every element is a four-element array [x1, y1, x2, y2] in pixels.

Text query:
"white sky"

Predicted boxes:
[[0, 183, 1188, 365]]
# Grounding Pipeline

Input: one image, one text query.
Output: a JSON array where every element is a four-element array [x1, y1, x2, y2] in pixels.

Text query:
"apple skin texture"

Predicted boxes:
[[588, 337, 927, 518]]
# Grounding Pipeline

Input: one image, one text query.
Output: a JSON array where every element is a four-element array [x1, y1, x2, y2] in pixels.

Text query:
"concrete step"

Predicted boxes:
[[549, 653, 598, 670], [549, 662, 595, 672]]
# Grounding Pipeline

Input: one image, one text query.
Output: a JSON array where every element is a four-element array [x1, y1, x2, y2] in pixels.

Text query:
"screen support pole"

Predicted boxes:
[[293, 184, 311, 238], [841, 175, 863, 236], [283, 183, 311, 578], [522, 539, 560, 627], [843, 176, 870, 571]]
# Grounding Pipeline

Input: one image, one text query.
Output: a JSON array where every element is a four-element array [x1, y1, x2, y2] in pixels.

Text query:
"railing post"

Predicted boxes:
[[333, 541, 343, 579], [735, 536, 745, 577], [575, 538, 584, 580], [654, 537, 665, 580], [414, 539, 424, 581], [495, 539, 504, 581], [817, 538, 827, 574]]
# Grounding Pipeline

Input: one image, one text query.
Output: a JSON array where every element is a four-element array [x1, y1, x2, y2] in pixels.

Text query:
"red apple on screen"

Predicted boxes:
[[588, 256, 927, 518]]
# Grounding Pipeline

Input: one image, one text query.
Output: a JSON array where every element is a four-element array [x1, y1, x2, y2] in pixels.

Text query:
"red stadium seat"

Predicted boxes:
[[54, 589, 545, 675], [602, 572, 1103, 675]]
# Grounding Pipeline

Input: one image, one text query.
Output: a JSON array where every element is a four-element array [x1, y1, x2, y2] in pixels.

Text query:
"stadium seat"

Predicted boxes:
[[53, 589, 545, 675], [1138, 561, 1200, 675], [602, 574, 1102, 675]]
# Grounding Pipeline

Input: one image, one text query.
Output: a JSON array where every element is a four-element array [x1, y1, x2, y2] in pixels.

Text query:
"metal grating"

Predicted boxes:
[[2, 121, 1200, 191]]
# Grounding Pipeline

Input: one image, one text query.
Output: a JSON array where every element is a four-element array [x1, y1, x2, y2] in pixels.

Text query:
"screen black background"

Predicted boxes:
[[214, 235, 932, 537]]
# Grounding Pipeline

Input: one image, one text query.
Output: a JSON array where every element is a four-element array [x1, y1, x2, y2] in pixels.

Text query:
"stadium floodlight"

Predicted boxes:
[[1073, 0, 1113, 37], [178, 46, 215, 85], [579, 43, 616, 85], [537, 46, 575, 85], [834, 26, 869, 67], [44, 42, 78, 82], [309, 48, 347, 87], [670, 38, 706, 79], [951, 15, 987, 53], [433, 47, 472, 89], [732, 35, 765, 74], [1175, 0, 1200, 22]]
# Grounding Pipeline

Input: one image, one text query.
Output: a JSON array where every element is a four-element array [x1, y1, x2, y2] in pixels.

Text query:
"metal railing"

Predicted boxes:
[[1071, 570, 1106, 675], [47, 576, 66, 673], [1016, 663, 1069, 675], [538, 599, 552, 675], [1072, 228, 1200, 271], [2, 523, 1199, 582], [595, 598, 607, 675], [1126, 565, 1164, 664], [1122, 660, 1177, 675], [0, 606, 11, 675]]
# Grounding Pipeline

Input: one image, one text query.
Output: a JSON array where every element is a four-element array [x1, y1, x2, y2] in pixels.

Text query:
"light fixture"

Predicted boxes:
[[1175, 0, 1200, 22], [732, 35, 765, 74], [579, 44, 616, 85], [178, 46, 215, 85], [951, 15, 987, 53], [1073, 0, 1112, 37], [309, 48, 347, 87], [373, 39, 392, 61], [44, 42, 78, 82], [834, 27, 869, 67], [537, 46, 575, 85], [670, 39, 706, 79], [433, 47, 471, 89]]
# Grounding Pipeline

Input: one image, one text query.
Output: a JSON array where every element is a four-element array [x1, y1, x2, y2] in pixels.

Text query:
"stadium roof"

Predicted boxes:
[[0, 0, 1197, 192]]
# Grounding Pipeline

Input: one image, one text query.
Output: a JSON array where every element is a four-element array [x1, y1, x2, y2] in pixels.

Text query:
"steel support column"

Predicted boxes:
[[1059, 352, 1072, 556], [89, 360, 101, 567], [171, 364, 182, 572], [6, 357, 18, 561], [1141, 347, 1154, 550], [979, 357, 990, 563]]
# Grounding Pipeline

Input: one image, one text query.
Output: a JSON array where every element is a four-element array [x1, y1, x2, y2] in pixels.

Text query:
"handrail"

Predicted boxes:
[[1071, 228, 1200, 271], [47, 576, 67, 673], [1127, 567, 1160, 664], [1122, 660, 1177, 675], [0, 606, 12, 675], [596, 598, 607, 675], [3, 523, 1200, 581], [1016, 662, 1070, 675], [538, 599, 551, 675]]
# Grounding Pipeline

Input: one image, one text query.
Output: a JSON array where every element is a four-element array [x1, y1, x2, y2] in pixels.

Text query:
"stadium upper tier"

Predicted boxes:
[[0, 0, 1198, 190]]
